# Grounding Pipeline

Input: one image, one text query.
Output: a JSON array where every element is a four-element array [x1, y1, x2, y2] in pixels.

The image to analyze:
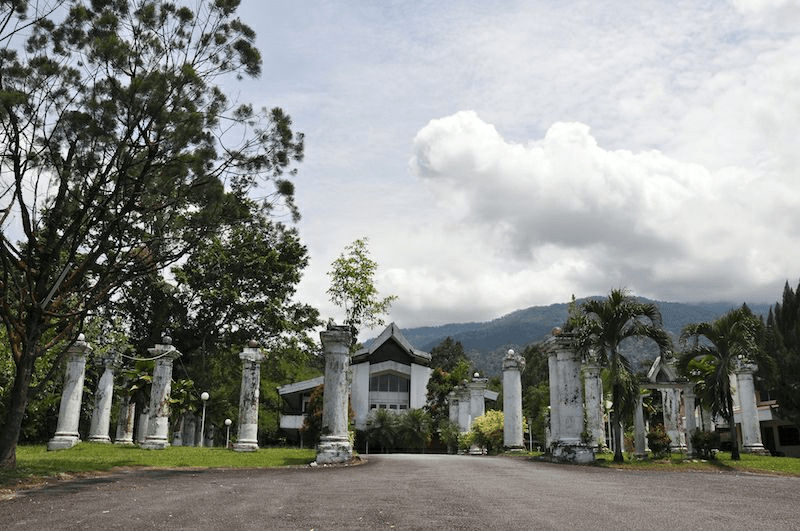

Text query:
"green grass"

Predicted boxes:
[[0, 444, 316, 490], [592, 451, 800, 476]]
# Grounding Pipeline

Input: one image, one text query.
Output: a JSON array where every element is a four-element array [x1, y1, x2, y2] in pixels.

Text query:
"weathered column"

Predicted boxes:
[[546, 341, 561, 445], [452, 384, 470, 432], [233, 340, 266, 452], [88, 352, 121, 443], [468, 376, 488, 423], [114, 391, 136, 445], [316, 325, 353, 464], [661, 388, 685, 450], [48, 335, 92, 451], [141, 336, 182, 450], [633, 392, 647, 458], [735, 361, 768, 454], [684, 386, 697, 457], [583, 353, 604, 449], [545, 329, 593, 463], [448, 392, 459, 425], [503, 349, 526, 450]]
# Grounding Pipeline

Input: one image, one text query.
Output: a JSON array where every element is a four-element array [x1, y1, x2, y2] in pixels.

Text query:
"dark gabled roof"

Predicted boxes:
[[352, 322, 432, 366]]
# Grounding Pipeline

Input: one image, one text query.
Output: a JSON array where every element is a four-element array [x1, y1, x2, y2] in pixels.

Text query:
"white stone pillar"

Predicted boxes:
[[547, 346, 561, 444], [48, 335, 92, 451], [469, 377, 488, 423], [448, 392, 459, 425], [503, 349, 525, 450], [456, 385, 471, 432], [684, 386, 697, 457], [233, 340, 265, 452], [316, 325, 353, 464], [661, 388, 685, 450], [735, 361, 768, 454], [141, 336, 182, 450], [633, 392, 647, 457], [114, 392, 136, 445], [583, 356, 604, 449], [88, 352, 120, 443]]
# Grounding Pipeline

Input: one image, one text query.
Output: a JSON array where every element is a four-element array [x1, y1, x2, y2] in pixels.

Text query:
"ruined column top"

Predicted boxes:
[[239, 343, 265, 363], [502, 349, 526, 371], [68, 334, 93, 357], [147, 336, 182, 360], [320, 325, 352, 351]]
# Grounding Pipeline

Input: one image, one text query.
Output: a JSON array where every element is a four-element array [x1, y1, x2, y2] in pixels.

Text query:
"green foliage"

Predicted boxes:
[[366, 408, 398, 453], [571, 289, 672, 463], [430, 337, 470, 373], [398, 409, 432, 453], [765, 281, 800, 428], [678, 304, 766, 460], [646, 423, 671, 459], [300, 385, 324, 447], [327, 238, 397, 345], [0, 0, 306, 468], [438, 418, 461, 454], [690, 429, 720, 460], [425, 357, 472, 430], [471, 410, 505, 454]]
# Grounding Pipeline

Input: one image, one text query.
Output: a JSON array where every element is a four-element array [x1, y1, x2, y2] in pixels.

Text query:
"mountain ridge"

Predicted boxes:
[[389, 298, 773, 376]]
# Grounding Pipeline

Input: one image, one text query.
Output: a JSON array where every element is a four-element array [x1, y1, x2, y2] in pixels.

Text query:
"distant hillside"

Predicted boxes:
[[394, 298, 773, 377]]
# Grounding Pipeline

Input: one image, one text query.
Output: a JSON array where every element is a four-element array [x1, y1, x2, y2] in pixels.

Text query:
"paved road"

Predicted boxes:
[[2, 454, 799, 530]]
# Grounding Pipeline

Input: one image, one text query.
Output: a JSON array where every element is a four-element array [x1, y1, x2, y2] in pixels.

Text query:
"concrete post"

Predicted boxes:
[[583, 355, 604, 449], [684, 386, 697, 457], [88, 352, 121, 443], [503, 349, 525, 450], [233, 340, 265, 452], [456, 384, 471, 432], [633, 392, 647, 458], [545, 329, 593, 463], [141, 336, 182, 450], [735, 361, 768, 454], [316, 325, 353, 464], [114, 391, 136, 445], [547, 346, 561, 445], [48, 335, 92, 450], [661, 388, 685, 450], [468, 377, 488, 423]]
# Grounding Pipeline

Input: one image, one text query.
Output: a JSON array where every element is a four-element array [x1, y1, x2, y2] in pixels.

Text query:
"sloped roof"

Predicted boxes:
[[352, 322, 432, 366], [277, 375, 324, 396], [647, 355, 680, 383]]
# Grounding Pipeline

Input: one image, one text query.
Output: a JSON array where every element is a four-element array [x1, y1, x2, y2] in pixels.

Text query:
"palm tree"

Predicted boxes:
[[570, 289, 671, 462], [678, 305, 764, 461]]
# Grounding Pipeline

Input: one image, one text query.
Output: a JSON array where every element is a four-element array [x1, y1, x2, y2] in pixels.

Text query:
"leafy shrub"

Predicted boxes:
[[439, 419, 461, 454], [471, 410, 505, 454], [690, 428, 720, 459], [646, 423, 671, 459]]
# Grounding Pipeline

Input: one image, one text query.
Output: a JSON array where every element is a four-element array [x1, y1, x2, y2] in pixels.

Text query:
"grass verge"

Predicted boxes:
[[592, 451, 800, 476], [0, 444, 316, 493]]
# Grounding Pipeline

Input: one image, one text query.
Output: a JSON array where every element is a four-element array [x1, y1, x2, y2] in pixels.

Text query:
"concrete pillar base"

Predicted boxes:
[[316, 435, 352, 464], [551, 442, 595, 464], [742, 444, 770, 455], [47, 435, 80, 451], [88, 435, 111, 444], [140, 438, 170, 450], [233, 441, 259, 452], [114, 439, 135, 446]]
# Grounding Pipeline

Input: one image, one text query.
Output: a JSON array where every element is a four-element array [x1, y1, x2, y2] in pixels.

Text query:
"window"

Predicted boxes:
[[370, 373, 409, 392]]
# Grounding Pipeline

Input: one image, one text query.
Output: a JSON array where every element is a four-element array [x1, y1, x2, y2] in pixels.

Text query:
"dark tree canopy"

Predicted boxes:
[[0, 0, 304, 468], [764, 282, 800, 427]]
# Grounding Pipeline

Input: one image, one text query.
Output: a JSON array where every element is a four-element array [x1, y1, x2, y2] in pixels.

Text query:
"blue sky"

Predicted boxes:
[[233, 0, 800, 332]]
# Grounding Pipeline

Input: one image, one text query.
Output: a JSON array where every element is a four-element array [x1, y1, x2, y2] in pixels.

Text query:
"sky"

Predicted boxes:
[[233, 0, 800, 333]]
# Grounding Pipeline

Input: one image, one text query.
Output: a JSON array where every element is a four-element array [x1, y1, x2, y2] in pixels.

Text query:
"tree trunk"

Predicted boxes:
[[612, 384, 624, 463], [728, 393, 740, 460], [0, 350, 37, 469]]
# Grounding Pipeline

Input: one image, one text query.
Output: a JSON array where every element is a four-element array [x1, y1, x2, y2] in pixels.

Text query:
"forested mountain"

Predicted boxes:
[[392, 298, 772, 376]]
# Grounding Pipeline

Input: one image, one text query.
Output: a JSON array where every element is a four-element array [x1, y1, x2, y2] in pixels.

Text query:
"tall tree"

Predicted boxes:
[[679, 305, 767, 460], [326, 237, 396, 347], [765, 281, 800, 428], [0, 0, 304, 468], [569, 289, 671, 462], [429, 337, 469, 373]]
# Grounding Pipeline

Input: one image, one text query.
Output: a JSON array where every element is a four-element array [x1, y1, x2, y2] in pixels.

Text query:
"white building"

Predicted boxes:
[[278, 323, 433, 440]]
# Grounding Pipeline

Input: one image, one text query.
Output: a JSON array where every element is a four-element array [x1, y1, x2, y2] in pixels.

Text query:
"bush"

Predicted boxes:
[[690, 429, 720, 459], [439, 419, 461, 454], [646, 423, 671, 459], [471, 410, 504, 454]]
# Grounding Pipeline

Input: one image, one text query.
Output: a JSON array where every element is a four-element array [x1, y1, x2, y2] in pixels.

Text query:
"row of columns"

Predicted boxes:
[[47, 335, 267, 452]]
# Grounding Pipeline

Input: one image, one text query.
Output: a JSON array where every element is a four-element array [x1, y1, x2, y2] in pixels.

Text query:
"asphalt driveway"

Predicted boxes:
[[1, 453, 799, 530]]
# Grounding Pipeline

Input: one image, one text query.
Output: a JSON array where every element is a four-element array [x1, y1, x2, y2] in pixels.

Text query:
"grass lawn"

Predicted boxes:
[[592, 451, 800, 476], [0, 444, 316, 492]]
